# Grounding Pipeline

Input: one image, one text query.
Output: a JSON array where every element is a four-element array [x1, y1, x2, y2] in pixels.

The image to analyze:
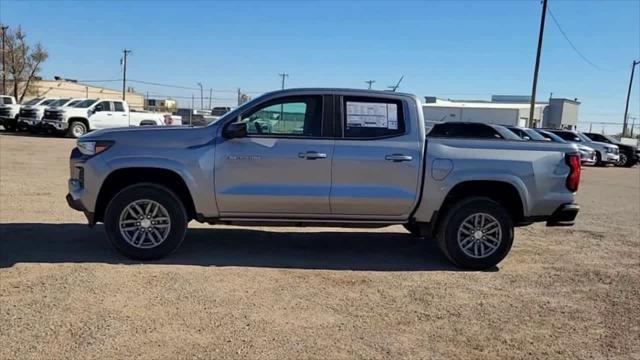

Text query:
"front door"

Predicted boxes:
[[89, 101, 114, 129], [215, 95, 334, 216], [330, 96, 422, 218]]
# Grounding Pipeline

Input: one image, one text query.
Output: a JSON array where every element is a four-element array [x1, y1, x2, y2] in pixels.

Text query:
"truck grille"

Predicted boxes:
[[0, 108, 10, 117], [44, 110, 63, 121], [20, 109, 37, 118]]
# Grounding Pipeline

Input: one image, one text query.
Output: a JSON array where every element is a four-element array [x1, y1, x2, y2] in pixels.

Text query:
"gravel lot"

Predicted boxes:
[[1, 133, 639, 359]]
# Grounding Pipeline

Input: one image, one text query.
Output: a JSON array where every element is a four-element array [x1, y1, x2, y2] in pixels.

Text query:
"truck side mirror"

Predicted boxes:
[[223, 121, 247, 139]]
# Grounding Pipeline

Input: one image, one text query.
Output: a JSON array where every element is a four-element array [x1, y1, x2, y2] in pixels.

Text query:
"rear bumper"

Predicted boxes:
[[546, 203, 579, 226]]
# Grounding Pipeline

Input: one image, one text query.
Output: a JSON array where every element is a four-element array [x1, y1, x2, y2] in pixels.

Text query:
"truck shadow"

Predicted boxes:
[[0, 223, 467, 271]]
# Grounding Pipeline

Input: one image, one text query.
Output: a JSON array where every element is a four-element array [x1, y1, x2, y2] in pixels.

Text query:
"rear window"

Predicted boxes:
[[343, 97, 405, 138]]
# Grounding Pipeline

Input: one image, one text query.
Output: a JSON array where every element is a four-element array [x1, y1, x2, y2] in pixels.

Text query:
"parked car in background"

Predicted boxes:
[[0, 95, 20, 131], [42, 99, 178, 138], [67, 88, 581, 270], [211, 106, 233, 117], [534, 129, 597, 166], [547, 129, 618, 166], [17, 98, 60, 132], [506, 126, 549, 141], [427, 122, 523, 140], [583, 133, 638, 167]]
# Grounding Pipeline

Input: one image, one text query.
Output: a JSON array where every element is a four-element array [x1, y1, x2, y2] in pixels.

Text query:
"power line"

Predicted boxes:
[[547, 7, 608, 71]]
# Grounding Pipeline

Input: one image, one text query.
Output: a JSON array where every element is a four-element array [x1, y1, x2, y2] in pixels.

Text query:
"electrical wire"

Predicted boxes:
[[547, 7, 609, 71]]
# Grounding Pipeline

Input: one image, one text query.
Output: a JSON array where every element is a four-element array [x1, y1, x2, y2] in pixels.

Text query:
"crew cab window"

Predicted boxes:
[[342, 97, 404, 138], [239, 96, 322, 137], [586, 133, 606, 142], [94, 101, 112, 112], [113, 102, 125, 112]]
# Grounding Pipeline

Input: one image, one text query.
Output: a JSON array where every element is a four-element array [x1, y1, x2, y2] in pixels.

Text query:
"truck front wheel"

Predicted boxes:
[[68, 121, 87, 138], [104, 184, 188, 260], [436, 197, 513, 270]]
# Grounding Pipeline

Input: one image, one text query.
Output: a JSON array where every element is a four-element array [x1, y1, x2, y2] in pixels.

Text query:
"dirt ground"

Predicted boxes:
[[1, 133, 639, 359]]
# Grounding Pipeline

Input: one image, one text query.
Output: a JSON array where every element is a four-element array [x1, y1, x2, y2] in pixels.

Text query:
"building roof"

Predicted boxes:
[[424, 98, 546, 110]]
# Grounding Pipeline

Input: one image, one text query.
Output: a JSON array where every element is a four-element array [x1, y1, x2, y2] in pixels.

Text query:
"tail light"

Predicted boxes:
[[164, 114, 173, 125], [565, 153, 581, 192]]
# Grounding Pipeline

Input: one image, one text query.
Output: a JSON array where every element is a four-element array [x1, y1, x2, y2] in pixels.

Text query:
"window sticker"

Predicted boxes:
[[346, 102, 398, 129]]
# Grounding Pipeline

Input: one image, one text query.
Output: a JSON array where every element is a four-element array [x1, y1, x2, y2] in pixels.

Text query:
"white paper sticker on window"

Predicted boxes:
[[346, 102, 398, 129]]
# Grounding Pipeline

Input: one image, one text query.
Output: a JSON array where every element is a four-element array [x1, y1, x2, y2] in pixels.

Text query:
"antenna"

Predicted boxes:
[[387, 75, 404, 92]]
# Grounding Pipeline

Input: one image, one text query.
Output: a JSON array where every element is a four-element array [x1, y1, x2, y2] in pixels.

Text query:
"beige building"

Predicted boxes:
[[145, 98, 177, 112], [23, 79, 144, 110]]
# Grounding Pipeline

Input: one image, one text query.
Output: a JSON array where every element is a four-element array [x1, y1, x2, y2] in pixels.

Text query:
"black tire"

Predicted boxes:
[[436, 197, 513, 270], [595, 152, 606, 167], [67, 121, 87, 138], [3, 116, 17, 131], [104, 183, 188, 260]]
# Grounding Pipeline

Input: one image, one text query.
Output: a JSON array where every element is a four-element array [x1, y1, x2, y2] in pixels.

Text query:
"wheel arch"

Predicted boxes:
[[94, 167, 196, 223], [68, 117, 90, 131], [437, 180, 526, 227]]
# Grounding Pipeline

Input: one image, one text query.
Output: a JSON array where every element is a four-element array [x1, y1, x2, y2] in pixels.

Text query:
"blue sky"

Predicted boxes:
[[1, 0, 639, 130]]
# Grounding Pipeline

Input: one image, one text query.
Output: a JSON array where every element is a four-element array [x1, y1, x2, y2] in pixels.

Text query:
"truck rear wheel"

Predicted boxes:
[[104, 184, 188, 260], [436, 197, 513, 270], [68, 121, 87, 138]]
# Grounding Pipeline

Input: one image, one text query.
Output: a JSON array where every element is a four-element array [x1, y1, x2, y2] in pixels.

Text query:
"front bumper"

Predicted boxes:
[[42, 120, 69, 131], [18, 117, 42, 130], [546, 203, 580, 226], [66, 192, 95, 225], [602, 153, 620, 163]]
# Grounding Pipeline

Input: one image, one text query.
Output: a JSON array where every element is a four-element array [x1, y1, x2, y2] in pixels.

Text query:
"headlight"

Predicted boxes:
[[605, 147, 616, 154], [76, 140, 113, 156]]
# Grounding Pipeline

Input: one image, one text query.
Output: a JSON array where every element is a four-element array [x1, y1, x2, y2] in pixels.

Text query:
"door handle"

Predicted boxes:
[[385, 154, 413, 162], [298, 151, 327, 160]]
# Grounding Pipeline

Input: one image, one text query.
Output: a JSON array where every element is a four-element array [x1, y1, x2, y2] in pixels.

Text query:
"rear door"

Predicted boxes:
[[330, 96, 422, 218], [111, 101, 130, 127], [215, 94, 335, 216]]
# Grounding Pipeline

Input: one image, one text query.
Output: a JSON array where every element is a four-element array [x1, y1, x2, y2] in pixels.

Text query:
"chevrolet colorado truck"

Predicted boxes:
[[67, 88, 581, 269], [42, 99, 175, 138]]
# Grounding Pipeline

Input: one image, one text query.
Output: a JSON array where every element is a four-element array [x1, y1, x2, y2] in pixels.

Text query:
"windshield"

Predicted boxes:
[[74, 99, 98, 108], [493, 125, 524, 140], [523, 129, 547, 141], [576, 133, 592, 142], [1, 97, 13, 104], [23, 98, 44, 106], [49, 99, 72, 107], [537, 130, 567, 143], [40, 99, 57, 106], [600, 134, 619, 143]]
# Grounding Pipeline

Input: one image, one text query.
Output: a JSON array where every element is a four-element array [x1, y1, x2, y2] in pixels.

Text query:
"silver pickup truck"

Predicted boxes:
[[67, 88, 581, 269]]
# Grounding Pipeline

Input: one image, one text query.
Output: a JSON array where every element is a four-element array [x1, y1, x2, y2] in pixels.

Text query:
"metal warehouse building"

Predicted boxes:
[[423, 95, 580, 130], [21, 78, 145, 110]]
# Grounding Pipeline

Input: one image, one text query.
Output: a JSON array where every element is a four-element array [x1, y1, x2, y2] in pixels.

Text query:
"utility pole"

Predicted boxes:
[[209, 88, 212, 109], [197, 82, 204, 110], [278, 73, 289, 89], [528, 0, 548, 128], [121, 49, 131, 100], [622, 60, 640, 137], [237, 88, 241, 106], [365, 80, 375, 89], [1, 25, 9, 95]]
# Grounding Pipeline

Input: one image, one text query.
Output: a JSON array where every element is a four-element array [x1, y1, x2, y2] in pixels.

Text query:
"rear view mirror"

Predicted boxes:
[[223, 122, 247, 139]]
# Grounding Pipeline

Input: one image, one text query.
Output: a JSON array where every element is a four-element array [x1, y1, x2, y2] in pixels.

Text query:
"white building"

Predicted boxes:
[[423, 95, 579, 130]]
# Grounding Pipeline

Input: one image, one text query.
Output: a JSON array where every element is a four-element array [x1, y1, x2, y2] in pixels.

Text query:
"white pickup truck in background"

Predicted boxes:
[[41, 98, 182, 138], [17, 97, 60, 132], [0, 95, 20, 131]]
